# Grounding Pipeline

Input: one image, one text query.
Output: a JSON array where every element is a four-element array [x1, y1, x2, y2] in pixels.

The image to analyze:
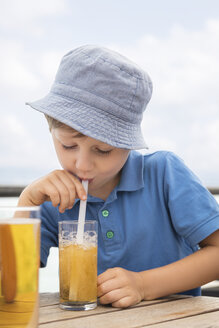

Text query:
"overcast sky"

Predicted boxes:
[[0, 0, 219, 187]]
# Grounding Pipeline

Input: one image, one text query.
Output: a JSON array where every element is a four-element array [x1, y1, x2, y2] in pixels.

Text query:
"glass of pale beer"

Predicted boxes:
[[0, 206, 40, 328], [59, 220, 97, 311]]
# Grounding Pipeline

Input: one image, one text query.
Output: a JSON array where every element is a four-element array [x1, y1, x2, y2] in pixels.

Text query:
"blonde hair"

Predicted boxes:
[[44, 114, 66, 130], [44, 114, 85, 137]]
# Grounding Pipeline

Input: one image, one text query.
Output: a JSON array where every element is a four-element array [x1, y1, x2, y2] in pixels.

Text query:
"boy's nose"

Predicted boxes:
[[75, 154, 93, 172]]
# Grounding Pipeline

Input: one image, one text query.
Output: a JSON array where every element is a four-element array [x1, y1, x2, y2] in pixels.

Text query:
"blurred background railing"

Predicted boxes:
[[0, 185, 26, 197], [0, 185, 219, 197]]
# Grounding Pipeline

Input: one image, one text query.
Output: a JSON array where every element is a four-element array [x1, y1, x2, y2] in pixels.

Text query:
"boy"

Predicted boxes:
[[18, 45, 219, 308]]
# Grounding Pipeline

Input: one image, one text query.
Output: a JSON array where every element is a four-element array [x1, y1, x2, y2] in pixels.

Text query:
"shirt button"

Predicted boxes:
[[106, 230, 114, 239], [102, 210, 109, 217]]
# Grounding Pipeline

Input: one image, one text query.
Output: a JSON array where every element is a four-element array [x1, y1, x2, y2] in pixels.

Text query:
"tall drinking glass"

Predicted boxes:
[[0, 206, 40, 328], [59, 220, 97, 311]]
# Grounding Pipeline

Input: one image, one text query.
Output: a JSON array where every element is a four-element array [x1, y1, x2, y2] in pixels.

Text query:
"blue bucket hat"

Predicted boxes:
[[26, 45, 153, 149]]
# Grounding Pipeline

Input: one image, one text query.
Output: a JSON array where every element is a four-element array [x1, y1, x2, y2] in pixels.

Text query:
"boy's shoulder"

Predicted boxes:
[[127, 150, 184, 178], [144, 150, 183, 171], [132, 150, 182, 168], [143, 150, 175, 160]]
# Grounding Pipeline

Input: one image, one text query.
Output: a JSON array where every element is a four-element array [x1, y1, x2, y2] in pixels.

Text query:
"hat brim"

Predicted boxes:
[[26, 92, 148, 150]]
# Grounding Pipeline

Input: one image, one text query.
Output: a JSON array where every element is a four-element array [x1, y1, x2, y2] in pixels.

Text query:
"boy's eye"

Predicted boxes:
[[96, 148, 112, 155], [61, 144, 112, 155], [62, 144, 77, 150]]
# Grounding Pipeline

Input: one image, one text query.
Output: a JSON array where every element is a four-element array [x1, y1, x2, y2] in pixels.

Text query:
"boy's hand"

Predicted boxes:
[[97, 267, 144, 308], [18, 170, 87, 213]]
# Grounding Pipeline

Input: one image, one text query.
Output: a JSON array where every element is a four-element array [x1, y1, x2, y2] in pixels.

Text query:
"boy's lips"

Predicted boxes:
[[71, 173, 94, 184], [79, 177, 93, 183]]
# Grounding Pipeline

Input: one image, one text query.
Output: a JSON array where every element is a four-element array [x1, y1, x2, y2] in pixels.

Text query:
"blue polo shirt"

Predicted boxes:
[[40, 151, 219, 296]]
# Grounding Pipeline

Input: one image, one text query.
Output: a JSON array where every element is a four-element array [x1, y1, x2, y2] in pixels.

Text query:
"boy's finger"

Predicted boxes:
[[54, 171, 77, 209], [97, 268, 117, 285], [65, 171, 88, 200], [97, 277, 121, 297], [48, 175, 70, 212], [42, 181, 61, 208], [99, 288, 123, 305], [111, 296, 132, 308]]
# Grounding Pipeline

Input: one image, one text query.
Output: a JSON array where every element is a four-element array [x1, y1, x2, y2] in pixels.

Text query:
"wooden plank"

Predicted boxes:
[[39, 297, 176, 324], [39, 296, 219, 328], [39, 295, 189, 324], [145, 311, 219, 327], [39, 293, 189, 324], [39, 293, 189, 309], [40, 293, 59, 307]]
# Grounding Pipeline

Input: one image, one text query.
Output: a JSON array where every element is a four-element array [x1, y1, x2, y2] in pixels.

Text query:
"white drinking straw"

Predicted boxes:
[[76, 180, 88, 244]]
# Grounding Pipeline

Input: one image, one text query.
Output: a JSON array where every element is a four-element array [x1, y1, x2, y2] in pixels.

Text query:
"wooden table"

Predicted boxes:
[[39, 293, 219, 327]]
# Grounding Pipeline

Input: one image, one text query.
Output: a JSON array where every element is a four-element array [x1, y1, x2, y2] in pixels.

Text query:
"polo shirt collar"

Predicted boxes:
[[74, 151, 144, 205], [116, 150, 144, 192]]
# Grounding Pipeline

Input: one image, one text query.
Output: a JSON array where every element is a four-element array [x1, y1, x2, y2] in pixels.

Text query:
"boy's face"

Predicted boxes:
[[51, 127, 130, 199]]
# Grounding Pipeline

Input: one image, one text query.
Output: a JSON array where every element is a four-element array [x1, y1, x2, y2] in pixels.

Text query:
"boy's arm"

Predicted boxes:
[[140, 229, 219, 300], [97, 229, 219, 308]]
